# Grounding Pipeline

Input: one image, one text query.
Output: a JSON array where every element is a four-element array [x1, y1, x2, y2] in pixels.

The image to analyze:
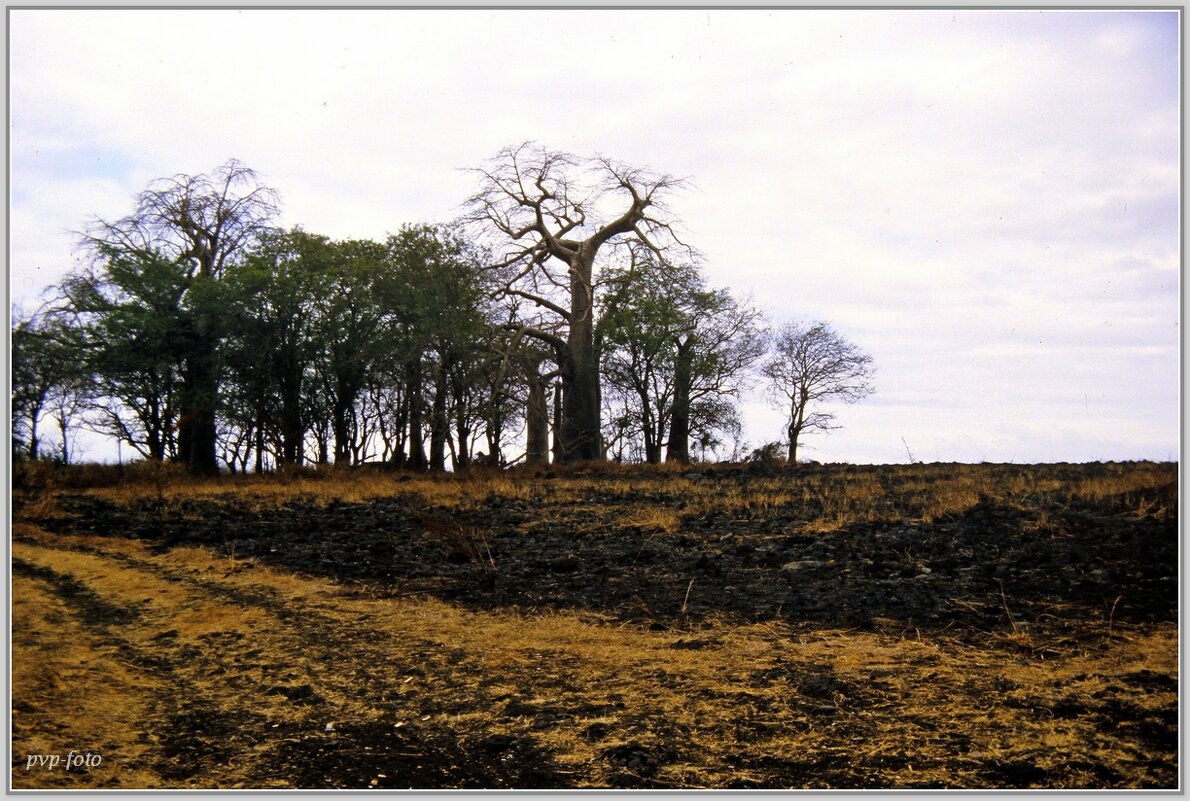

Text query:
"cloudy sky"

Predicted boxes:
[[8, 8, 1181, 464]]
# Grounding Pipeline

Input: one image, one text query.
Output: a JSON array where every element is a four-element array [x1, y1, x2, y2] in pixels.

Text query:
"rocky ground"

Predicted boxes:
[[10, 461, 1180, 789]]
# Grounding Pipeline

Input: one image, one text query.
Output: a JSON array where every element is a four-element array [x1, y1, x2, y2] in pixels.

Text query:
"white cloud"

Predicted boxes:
[[8, 8, 1180, 464]]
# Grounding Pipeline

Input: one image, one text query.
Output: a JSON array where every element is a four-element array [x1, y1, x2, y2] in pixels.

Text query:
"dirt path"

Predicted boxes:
[[11, 517, 1177, 789], [12, 525, 570, 788]]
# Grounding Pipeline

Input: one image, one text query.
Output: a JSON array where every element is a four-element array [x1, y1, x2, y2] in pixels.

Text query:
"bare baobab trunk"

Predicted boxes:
[[525, 367, 551, 467], [559, 248, 602, 461]]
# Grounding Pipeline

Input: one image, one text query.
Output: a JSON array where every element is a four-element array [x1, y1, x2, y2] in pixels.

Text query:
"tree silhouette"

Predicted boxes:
[[465, 143, 693, 462], [80, 160, 280, 473], [762, 321, 875, 465]]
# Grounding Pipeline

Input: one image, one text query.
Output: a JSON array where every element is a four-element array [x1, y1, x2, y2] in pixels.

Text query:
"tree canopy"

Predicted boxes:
[[762, 320, 876, 465], [15, 152, 874, 471]]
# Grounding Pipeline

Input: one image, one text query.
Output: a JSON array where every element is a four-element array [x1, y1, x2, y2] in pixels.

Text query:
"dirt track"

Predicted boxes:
[[10, 461, 1180, 789]]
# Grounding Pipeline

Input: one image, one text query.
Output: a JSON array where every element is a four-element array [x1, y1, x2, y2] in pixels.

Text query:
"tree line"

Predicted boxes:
[[11, 148, 875, 473]]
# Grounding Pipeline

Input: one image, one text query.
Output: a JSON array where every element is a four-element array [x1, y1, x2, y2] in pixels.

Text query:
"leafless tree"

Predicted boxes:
[[762, 320, 875, 465], [80, 160, 280, 473], [464, 142, 693, 462]]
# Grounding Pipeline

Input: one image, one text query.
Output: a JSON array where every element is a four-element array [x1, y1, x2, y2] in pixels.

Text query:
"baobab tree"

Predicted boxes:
[[81, 160, 280, 473], [465, 143, 693, 462], [763, 320, 875, 465]]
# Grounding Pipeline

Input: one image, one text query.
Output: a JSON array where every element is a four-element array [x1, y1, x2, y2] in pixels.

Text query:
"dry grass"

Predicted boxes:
[[16, 460, 1176, 529], [12, 578, 166, 789], [11, 511, 1178, 789], [10, 460, 1178, 788], [617, 506, 683, 535]]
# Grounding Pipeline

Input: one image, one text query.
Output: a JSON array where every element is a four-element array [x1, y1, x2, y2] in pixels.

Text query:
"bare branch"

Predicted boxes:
[[762, 320, 876, 463]]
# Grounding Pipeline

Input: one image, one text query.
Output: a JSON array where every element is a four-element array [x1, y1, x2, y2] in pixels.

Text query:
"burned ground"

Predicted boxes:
[[11, 461, 1179, 789]]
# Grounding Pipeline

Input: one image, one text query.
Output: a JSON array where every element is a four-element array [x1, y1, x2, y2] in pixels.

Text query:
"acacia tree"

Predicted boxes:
[[81, 160, 280, 473], [465, 143, 692, 462], [310, 239, 389, 465], [222, 228, 333, 469], [11, 310, 86, 461], [598, 256, 766, 463], [762, 321, 875, 465]]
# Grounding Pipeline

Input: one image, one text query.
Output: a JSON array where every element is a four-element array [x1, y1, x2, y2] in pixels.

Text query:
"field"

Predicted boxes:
[[10, 460, 1179, 789]]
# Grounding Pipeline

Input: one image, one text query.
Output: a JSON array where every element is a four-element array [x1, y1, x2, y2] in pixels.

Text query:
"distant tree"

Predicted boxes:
[[480, 314, 554, 468], [312, 238, 389, 466], [465, 142, 693, 462], [11, 312, 52, 460], [80, 160, 280, 473], [42, 325, 91, 465], [762, 320, 875, 465], [686, 395, 743, 463], [221, 228, 334, 470], [56, 248, 193, 462], [598, 257, 691, 463], [664, 281, 767, 464], [598, 255, 766, 463], [475, 321, 530, 468], [11, 310, 86, 461], [374, 223, 494, 470]]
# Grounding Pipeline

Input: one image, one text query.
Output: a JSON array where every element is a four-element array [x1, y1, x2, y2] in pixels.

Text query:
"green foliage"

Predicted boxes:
[[56, 248, 192, 461], [220, 228, 334, 469], [212, 222, 505, 470], [11, 310, 87, 460], [597, 254, 766, 463], [34, 157, 889, 473]]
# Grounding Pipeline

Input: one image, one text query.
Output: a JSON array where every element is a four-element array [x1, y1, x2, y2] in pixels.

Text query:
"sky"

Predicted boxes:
[[7, 8, 1182, 465]]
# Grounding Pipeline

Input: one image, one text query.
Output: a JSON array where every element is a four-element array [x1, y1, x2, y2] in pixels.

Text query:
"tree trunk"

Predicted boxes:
[[787, 399, 803, 465], [147, 388, 166, 462], [163, 383, 178, 461], [254, 416, 266, 474], [389, 391, 409, 468], [280, 350, 304, 465], [526, 367, 550, 467], [314, 423, 329, 465], [644, 441, 662, 464], [559, 251, 602, 462], [179, 304, 220, 475], [485, 387, 505, 467], [667, 337, 693, 464], [552, 381, 563, 464], [333, 394, 352, 466], [429, 359, 449, 472], [56, 412, 69, 465], [406, 358, 428, 470], [454, 420, 471, 469]]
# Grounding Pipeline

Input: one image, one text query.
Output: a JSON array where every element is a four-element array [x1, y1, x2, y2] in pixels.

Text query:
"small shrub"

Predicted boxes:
[[745, 442, 786, 465], [421, 512, 496, 574]]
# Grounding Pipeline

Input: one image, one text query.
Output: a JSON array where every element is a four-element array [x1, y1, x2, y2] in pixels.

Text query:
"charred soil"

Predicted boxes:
[[11, 461, 1179, 789]]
